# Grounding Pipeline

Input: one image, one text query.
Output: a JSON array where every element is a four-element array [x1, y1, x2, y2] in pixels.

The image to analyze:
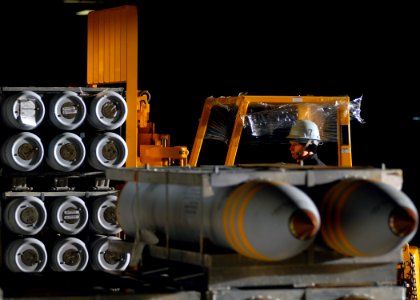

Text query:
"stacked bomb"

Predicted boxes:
[[118, 180, 321, 261], [0, 89, 129, 172], [117, 175, 419, 261], [316, 178, 418, 257], [2, 194, 130, 273], [0, 88, 131, 273]]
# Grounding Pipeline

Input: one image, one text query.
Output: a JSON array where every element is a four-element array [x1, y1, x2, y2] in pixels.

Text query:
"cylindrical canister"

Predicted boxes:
[[90, 195, 122, 235], [50, 237, 89, 272], [5, 238, 48, 273], [87, 132, 128, 170], [1, 132, 44, 172], [89, 235, 131, 272], [46, 132, 86, 172], [49, 91, 87, 130], [87, 90, 127, 130], [117, 180, 320, 261], [319, 178, 418, 256], [3, 196, 47, 235], [50, 196, 89, 235], [1, 91, 45, 130]]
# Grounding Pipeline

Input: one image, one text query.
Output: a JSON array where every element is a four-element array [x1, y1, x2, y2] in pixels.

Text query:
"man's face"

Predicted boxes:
[[289, 141, 305, 160]]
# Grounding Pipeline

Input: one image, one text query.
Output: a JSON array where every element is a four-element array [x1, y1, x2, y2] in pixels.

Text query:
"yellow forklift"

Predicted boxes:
[[88, 5, 419, 300]]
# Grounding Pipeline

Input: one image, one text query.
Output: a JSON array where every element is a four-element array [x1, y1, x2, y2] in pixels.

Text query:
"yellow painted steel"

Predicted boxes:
[[87, 5, 139, 167], [338, 101, 352, 167], [400, 244, 420, 300], [297, 104, 312, 120], [189, 95, 352, 167]]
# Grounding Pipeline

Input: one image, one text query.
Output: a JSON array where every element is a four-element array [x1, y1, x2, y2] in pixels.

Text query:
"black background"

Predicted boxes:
[[1, 2, 419, 242]]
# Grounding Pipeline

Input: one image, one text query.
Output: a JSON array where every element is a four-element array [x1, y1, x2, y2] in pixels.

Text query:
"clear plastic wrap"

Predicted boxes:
[[204, 95, 364, 144], [197, 95, 364, 165]]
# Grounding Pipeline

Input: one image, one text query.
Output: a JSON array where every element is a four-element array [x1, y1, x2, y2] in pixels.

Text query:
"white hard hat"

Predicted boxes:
[[286, 120, 321, 145]]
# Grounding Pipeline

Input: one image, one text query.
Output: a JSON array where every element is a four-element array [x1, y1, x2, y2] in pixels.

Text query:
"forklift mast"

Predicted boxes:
[[189, 95, 352, 167], [86, 5, 188, 167]]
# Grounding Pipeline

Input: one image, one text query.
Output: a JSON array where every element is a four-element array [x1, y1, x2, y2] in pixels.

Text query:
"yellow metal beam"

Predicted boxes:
[[190, 95, 352, 167], [87, 5, 139, 167]]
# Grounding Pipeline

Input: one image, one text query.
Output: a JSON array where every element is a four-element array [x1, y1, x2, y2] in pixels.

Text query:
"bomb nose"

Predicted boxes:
[[289, 209, 320, 240], [389, 207, 418, 237]]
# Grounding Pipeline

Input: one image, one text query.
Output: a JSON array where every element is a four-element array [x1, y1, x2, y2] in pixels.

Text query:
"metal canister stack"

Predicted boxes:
[[0, 87, 131, 275]]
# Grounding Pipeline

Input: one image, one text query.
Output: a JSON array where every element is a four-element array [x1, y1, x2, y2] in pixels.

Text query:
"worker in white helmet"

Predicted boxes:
[[286, 119, 325, 166]]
